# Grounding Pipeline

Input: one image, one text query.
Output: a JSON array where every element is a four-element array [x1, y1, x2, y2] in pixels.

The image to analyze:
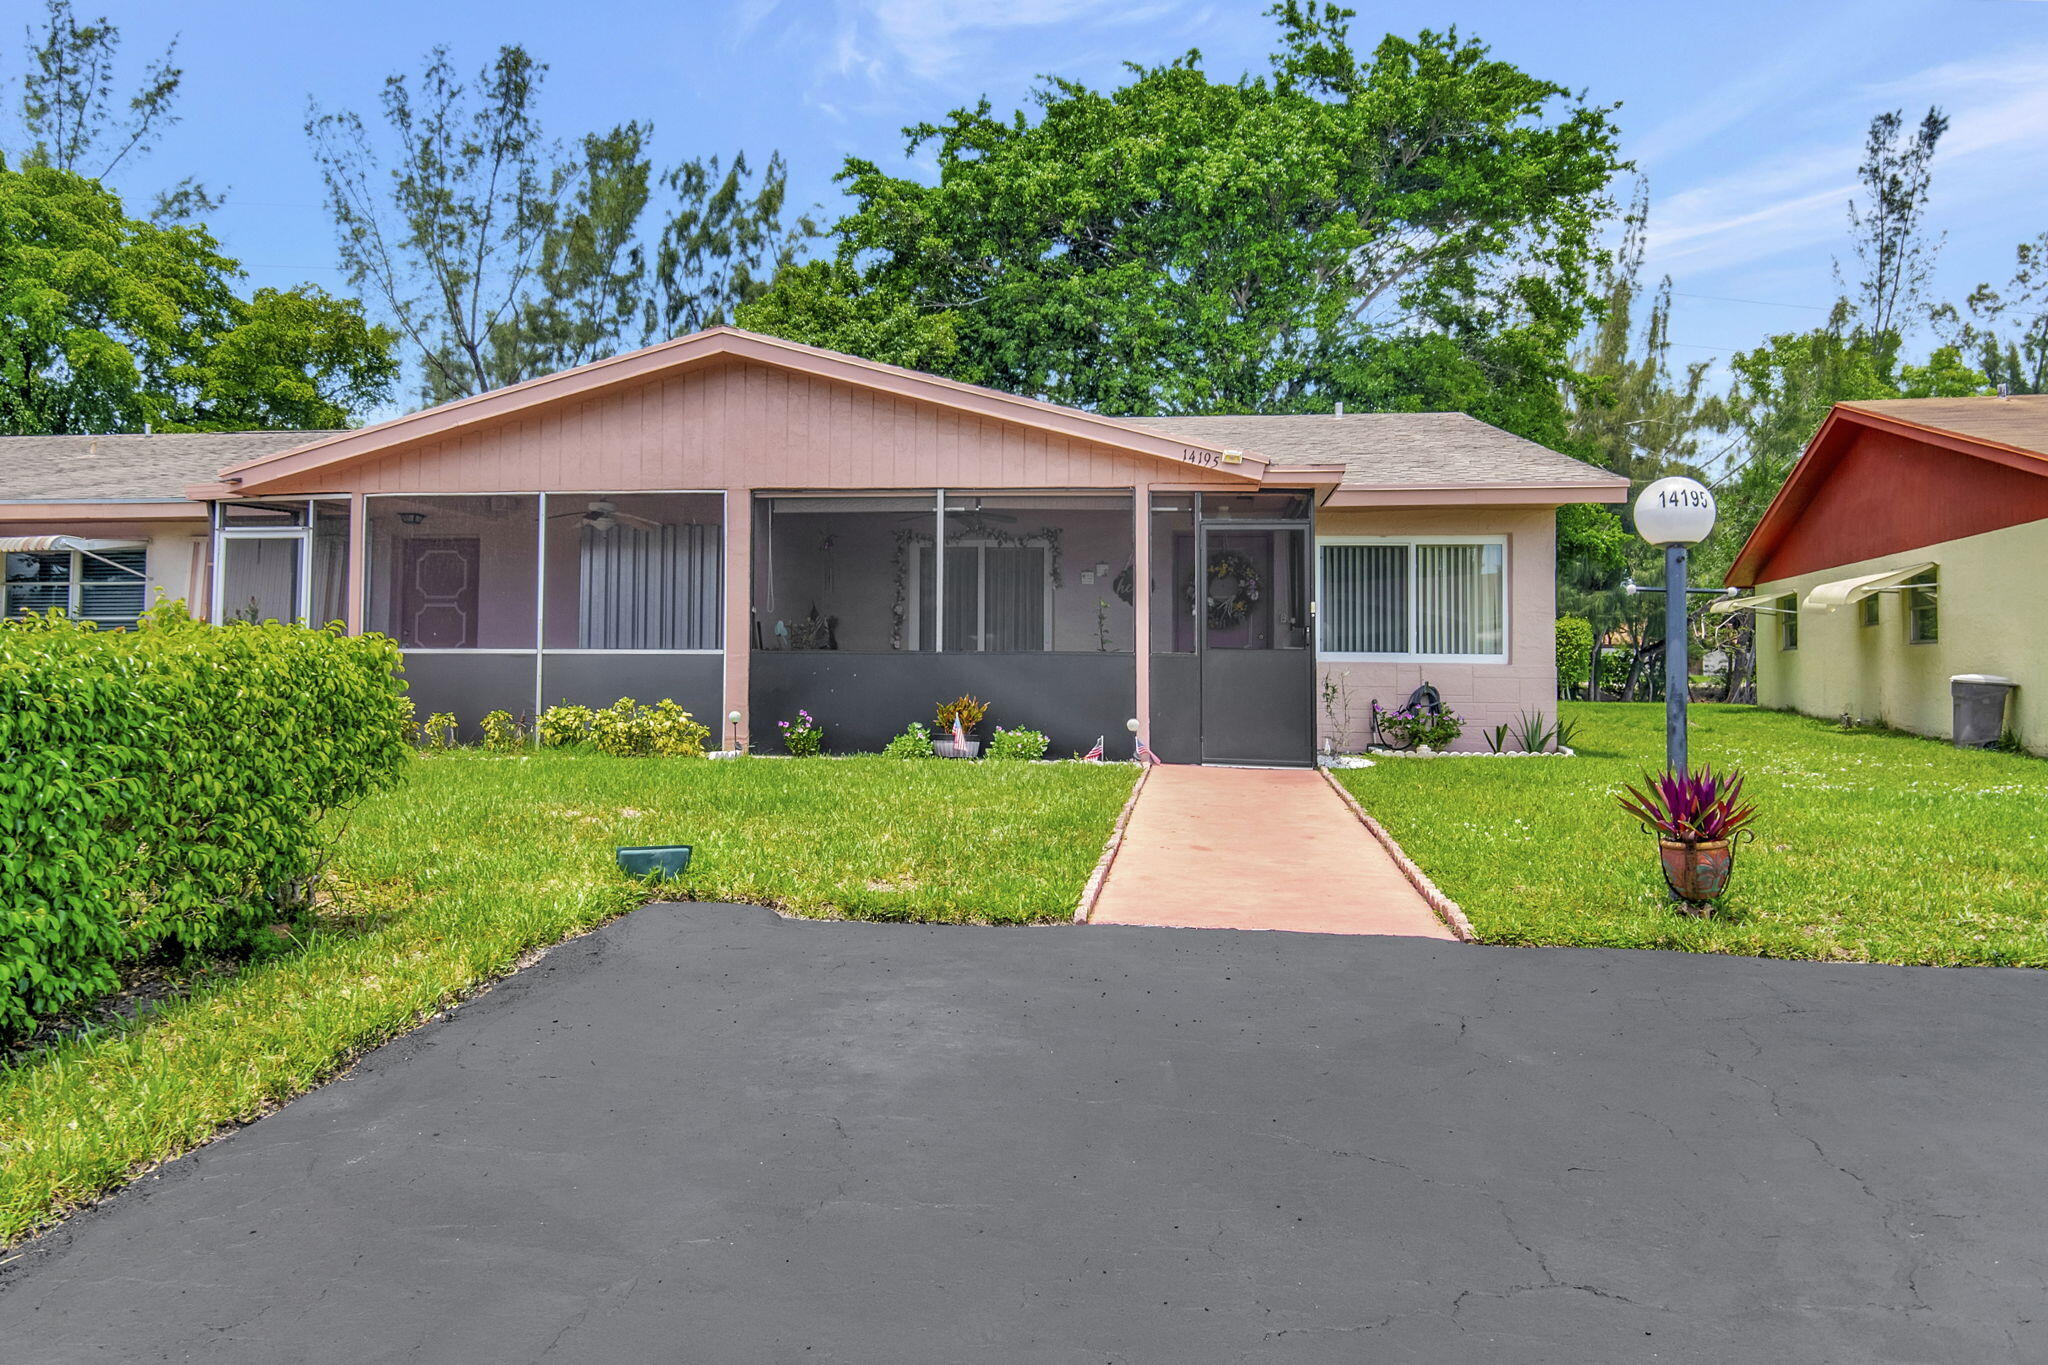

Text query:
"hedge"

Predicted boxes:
[[0, 605, 411, 1038]]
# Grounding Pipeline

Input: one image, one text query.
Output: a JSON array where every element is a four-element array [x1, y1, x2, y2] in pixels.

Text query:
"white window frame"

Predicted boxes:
[[1315, 534, 1511, 665], [4, 544, 148, 626], [211, 498, 338, 625]]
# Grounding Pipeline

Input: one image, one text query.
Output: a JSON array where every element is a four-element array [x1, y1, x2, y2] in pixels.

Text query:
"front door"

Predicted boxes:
[[1197, 522, 1314, 765], [399, 537, 481, 648]]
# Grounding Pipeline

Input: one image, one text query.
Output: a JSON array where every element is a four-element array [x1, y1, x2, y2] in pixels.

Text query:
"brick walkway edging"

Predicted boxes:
[[1075, 763, 1152, 923], [1316, 767, 1477, 943]]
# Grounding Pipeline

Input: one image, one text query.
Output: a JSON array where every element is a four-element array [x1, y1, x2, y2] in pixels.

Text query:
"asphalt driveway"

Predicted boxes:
[[4, 904, 2045, 1363]]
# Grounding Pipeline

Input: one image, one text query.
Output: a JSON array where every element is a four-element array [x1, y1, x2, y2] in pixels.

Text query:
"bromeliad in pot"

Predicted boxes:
[[1616, 765, 1759, 913]]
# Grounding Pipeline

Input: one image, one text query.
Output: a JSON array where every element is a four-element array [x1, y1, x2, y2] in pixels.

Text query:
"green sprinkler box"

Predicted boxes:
[[616, 844, 694, 881]]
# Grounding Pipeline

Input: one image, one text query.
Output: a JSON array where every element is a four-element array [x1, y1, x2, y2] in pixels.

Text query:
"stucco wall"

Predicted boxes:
[[1313, 505, 1558, 752], [1751, 516, 2048, 750]]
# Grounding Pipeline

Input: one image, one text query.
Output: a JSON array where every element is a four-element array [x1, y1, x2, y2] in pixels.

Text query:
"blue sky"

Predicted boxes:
[[35, 0, 2048, 388]]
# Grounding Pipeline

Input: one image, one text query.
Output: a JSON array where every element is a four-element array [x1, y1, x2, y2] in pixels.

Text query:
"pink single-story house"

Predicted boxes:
[[2, 328, 1625, 763]]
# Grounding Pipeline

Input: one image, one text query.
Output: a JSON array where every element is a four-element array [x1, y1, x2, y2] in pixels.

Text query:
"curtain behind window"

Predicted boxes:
[[1319, 544, 1407, 653], [578, 523, 721, 648], [983, 546, 1046, 651], [1415, 543, 1505, 655]]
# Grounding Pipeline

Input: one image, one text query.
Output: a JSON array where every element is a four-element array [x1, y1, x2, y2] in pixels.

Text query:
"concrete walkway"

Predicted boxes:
[[1088, 764, 1452, 935]]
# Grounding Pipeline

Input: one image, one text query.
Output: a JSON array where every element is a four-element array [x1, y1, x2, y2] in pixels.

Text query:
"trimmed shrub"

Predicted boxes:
[[479, 709, 525, 752], [883, 722, 936, 759], [986, 726, 1049, 761], [1556, 616, 1594, 697], [536, 703, 595, 748], [0, 605, 410, 1038], [586, 698, 711, 758]]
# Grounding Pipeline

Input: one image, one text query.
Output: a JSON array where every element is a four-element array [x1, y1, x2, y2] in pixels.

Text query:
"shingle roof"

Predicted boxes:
[[1838, 395, 2048, 460], [1117, 412, 1622, 489], [0, 431, 332, 500]]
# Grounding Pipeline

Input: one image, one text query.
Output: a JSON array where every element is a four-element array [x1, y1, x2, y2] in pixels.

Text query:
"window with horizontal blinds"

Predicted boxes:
[[5, 548, 146, 627], [1317, 539, 1507, 659]]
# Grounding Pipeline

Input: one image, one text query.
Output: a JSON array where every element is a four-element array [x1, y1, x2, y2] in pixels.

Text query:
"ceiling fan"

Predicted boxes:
[[548, 499, 661, 532]]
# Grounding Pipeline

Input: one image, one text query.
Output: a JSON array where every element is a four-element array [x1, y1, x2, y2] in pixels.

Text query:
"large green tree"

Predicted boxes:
[[0, 164, 395, 434], [307, 45, 815, 405], [743, 2, 1625, 437]]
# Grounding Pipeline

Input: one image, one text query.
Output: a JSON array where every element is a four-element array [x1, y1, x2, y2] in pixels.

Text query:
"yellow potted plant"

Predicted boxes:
[[933, 695, 990, 758]]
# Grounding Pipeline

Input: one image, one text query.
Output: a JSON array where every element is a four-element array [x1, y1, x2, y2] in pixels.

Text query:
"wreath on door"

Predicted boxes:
[[1186, 548, 1263, 628]]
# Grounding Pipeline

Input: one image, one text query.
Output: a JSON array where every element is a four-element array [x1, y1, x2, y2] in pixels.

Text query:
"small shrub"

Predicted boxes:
[[986, 726, 1049, 761], [537, 703, 595, 748], [1555, 616, 1593, 697], [418, 711, 459, 750], [479, 709, 526, 751], [778, 708, 824, 756], [883, 722, 936, 759], [1555, 716, 1580, 752], [587, 698, 711, 758], [934, 694, 989, 733], [1483, 723, 1509, 754], [1373, 697, 1464, 750]]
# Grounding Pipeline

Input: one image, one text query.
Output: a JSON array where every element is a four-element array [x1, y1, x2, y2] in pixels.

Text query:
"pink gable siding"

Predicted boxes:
[[257, 360, 1248, 497]]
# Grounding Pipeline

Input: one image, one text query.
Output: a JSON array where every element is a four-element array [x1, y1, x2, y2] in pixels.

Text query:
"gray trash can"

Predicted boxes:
[[1950, 675, 2017, 748]]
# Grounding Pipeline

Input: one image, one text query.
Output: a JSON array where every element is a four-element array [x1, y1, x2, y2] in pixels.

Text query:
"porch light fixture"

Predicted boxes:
[[1631, 476, 1718, 774]]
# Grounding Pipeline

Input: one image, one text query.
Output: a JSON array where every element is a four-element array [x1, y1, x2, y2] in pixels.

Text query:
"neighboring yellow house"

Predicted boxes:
[[1723, 395, 2048, 751]]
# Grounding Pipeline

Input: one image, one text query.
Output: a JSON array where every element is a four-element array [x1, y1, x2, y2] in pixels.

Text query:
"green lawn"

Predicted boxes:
[[0, 754, 1135, 1245], [1334, 703, 2048, 966]]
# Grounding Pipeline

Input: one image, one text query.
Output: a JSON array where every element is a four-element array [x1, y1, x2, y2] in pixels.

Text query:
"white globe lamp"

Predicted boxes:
[[1633, 476, 1717, 547]]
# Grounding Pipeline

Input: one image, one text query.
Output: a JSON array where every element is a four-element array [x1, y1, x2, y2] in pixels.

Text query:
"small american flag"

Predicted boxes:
[[1134, 734, 1156, 765], [1082, 736, 1104, 762], [953, 715, 969, 752]]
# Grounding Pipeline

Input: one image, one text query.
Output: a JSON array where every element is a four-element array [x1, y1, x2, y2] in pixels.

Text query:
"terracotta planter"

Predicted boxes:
[[1660, 839, 1733, 907]]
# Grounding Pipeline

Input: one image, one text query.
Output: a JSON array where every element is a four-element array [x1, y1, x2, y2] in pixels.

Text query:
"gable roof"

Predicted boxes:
[[208, 327, 1277, 496], [0, 430, 336, 501], [1122, 413, 1624, 498], [1728, 395, 2048, 585], [1835, 394, 2048, 459]]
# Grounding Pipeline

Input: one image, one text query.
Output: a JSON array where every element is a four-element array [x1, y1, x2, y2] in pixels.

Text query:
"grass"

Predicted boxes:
[[1334, 702, 2048, 966], [0, 753, 1135, 1246]]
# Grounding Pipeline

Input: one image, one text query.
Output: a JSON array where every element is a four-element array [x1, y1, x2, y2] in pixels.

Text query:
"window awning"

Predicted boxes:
[[1803, 562, 1935, 611], [1710, 592, 1791, 615], [0, 535, 144, 554]]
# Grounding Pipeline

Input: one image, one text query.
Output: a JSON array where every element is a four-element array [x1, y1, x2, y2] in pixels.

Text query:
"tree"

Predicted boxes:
[[1555, 184, 1722, 679], [9, 0, 215, 220], [733, 262, 957, 371], [1695, 304, 1899, 586], [1935, 233, 2048, 394], [307, 45, 815, 405], [1841, 106, 1947, 357], [0, 164, 395, 434], [742, 2, 1624, 440]]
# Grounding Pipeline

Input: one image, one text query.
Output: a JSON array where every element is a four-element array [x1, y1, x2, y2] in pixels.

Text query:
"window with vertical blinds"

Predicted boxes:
[[1318, 539, 1507, 660]]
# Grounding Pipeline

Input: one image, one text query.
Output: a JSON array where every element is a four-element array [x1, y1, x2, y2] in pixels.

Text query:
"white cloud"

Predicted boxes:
[[823, 0, 1202, 88], [1642, 40, 2048, 282]]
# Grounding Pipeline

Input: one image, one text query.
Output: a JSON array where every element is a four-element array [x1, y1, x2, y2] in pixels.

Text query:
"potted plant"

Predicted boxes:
[[1616, 765, 1760, 911], [1370, 698, 1464, 752], [932, 695, 990, 758]]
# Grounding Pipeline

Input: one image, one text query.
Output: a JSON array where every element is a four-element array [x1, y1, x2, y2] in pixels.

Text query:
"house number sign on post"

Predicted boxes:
[[1633, 476, 1718, 774]]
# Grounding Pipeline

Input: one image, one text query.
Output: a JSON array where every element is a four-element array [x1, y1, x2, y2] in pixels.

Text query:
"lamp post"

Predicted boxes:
[[1632, 476, 1718, 774]]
